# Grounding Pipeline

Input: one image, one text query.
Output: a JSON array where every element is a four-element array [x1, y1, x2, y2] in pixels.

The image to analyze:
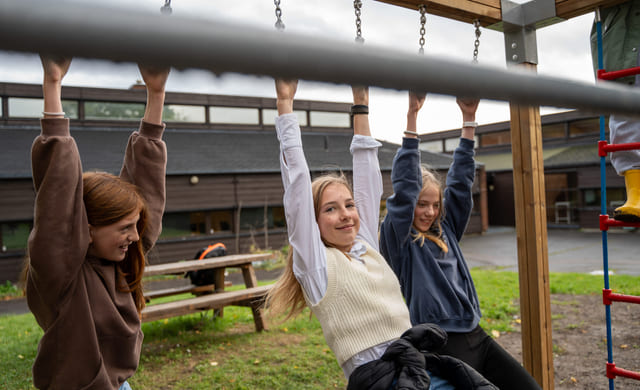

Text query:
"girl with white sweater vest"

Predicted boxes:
[[265, 79, 497, 390]]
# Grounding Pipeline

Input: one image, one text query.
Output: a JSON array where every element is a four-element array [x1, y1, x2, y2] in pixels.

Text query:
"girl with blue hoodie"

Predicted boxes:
[[380, 92, 540, 390]]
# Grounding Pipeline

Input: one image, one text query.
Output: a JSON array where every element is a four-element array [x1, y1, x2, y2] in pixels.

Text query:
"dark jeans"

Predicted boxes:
[[437, 325, 541, 390]]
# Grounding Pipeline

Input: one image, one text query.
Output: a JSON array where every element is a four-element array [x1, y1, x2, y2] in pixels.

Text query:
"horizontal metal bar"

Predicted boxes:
[[1, 0, 640, 117]]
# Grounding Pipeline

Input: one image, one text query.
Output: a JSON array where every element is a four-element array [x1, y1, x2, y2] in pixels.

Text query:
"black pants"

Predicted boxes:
[[437, 326, 541, 390]]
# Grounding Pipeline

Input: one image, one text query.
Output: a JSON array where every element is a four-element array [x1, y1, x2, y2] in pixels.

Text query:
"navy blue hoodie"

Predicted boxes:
[[380, 137, 480, 332]]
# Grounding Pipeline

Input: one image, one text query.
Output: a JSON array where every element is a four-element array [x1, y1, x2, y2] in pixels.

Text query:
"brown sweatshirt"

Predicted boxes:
[[27, 118, 167, 389]]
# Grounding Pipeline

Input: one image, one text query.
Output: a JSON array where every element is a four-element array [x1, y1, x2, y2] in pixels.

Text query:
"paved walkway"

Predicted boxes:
[[461, 226, 639, 276], [2, 227, 638, 316]]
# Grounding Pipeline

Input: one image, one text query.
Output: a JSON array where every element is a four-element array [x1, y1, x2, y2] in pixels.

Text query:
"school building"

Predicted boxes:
[[418, 110, 623, 229], [0, 82, 487, 283]]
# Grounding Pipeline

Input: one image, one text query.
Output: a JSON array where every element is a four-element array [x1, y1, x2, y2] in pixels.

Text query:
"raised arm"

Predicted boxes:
[[276, 78, 297, 116], [405, 91, 426, 138], [119, 65, 170, 251], [274, 78, 327, 303], [442, 97, 480, 240], [351, 85, 370, 136], [379, 91, 425, 272], [139, 64, 170, 125], [41, 56, 71, 118], [29, 56, 90, 301], [350, 85, 383, 249], [457, 97, 479, 140]]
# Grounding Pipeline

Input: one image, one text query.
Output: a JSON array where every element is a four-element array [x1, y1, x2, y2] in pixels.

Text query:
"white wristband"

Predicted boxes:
[[42, 111, 65, 117], [462, 121, 477, 128], [403, 130, 419, 137]]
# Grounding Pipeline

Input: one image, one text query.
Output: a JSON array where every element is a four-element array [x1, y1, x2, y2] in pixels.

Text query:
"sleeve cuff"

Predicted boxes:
[[139, 120, 166, 139], [39, 118, 70, 137], [350, 134, 382, 153], [459, 137, 475, 150], [275, 113, 303, 149], [402, 137, 419, 149]]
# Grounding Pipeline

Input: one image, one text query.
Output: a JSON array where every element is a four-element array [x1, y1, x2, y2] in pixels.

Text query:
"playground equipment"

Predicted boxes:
[[2, 1, 640, 388], [594, 7, 640, 389]]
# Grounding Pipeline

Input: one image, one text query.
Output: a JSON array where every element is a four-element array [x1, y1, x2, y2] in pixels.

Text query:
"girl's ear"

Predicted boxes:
[[88, 224, 94, 244]]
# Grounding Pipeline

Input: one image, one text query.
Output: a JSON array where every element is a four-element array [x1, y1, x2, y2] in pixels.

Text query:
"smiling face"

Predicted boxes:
[[88, 210, 141, 262], [316, 183, 360, 252], [413, 184, 441, 233]]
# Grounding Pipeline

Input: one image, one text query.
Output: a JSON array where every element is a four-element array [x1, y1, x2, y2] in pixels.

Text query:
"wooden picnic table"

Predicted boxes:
[[141, 252, 274, 332]]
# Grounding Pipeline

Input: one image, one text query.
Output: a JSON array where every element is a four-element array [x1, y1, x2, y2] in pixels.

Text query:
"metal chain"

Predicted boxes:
[[274, 0, 285, 31], [160, 0, 172, 15], [418, 5, 427, 54], [472, 19, 481, 63], [354, 0, 364, 44]]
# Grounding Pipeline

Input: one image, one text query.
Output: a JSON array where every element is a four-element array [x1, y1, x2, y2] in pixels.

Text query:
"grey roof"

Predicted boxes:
[[0, 124, 454, 179], [475, 143, 607, 173], [543, 143, 607, 167]]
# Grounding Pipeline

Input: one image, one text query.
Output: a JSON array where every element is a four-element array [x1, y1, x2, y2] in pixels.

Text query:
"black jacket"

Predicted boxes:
[[347, 324, 498, 390]]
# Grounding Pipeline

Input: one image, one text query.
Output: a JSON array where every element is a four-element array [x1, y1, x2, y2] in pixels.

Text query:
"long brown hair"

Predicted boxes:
[[83, 172, 149, 313], [412, 166, 448, 253], [265, 173, 352, 321]]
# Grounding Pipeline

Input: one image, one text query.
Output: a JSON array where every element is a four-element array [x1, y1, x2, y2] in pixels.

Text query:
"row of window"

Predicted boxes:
[[0, 186, 625, 253], [1, 97, 351, 128], [420, 118, 604, 153], [0, 206, 286, 253]]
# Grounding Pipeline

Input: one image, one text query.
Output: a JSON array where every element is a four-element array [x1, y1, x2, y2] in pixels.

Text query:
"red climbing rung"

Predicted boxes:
[[598, 67, 640, 81], [598, 140, 640, 157], [600, 215, 640, 231], [603, 289, 640, 305], [607, 362, 640, 381]]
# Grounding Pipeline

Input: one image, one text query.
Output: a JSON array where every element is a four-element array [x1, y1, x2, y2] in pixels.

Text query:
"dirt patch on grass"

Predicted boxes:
[[496, 294, 640, 389]]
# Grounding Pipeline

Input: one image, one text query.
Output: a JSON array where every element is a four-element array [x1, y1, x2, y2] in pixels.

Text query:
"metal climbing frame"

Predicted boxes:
[[595, 9, 640, 390]]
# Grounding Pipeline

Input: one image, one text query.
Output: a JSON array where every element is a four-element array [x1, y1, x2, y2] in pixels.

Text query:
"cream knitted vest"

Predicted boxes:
[[307, 241, 412, 366]]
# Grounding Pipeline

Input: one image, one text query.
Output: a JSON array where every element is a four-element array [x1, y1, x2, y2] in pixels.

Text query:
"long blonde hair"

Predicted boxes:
[[265, 173, 352, 321], [412, 166, 448, 253]]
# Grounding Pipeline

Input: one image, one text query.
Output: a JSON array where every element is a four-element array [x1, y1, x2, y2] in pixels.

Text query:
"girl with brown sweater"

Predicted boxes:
[[25, 56, 169, 390]]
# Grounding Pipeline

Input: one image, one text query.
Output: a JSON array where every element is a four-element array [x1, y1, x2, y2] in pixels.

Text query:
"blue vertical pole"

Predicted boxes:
[[596, 10, 615, 390]]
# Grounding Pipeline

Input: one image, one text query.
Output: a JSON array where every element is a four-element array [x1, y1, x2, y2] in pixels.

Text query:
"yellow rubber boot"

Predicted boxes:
[[614, 169, 640, 222]]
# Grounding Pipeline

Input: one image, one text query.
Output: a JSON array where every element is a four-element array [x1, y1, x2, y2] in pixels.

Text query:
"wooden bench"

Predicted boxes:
[[141, 253, 274, 332], [144, 281, 232, 302]]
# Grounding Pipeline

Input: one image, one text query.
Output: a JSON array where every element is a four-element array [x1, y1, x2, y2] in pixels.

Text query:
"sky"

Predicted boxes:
[[0, 0, 598, 144]]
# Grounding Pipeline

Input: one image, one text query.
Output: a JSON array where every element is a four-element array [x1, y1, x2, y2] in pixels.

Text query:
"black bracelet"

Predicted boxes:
[[351, 104, 369, 116]]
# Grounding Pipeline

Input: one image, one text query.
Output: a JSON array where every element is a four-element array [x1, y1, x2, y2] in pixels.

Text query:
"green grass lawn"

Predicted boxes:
[[2, 271, 639, 389]]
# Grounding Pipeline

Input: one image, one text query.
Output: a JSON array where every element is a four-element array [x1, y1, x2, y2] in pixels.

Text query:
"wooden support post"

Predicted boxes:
[[241, 264, 267, 332], [509, 62, 554, 389], [213, 268, 226, 319]]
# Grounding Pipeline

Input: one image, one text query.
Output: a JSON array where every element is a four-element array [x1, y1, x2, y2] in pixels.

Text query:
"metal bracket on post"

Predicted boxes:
[[499, 0, 562, 65]]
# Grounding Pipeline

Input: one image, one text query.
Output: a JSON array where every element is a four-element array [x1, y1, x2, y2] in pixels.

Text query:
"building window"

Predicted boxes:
[[239, 206, 286, 230], [210, 210, 234, 233], [542, 122, 565, 139], [9, 98, 78, 119], [85, 101, 145, 120], [161, 211, 233, 238], [310, 111, 350, 128], [163, 105, 205, 123], [480, 130, 511, 147], [209, 107, 259, 124], [444, 137, 459, 152], [161, 207, 287, 239], [1, 221, 32, 252], [420, 140, 443, 153], [161, 212, 195, 238], [263, 109, 308, 126]]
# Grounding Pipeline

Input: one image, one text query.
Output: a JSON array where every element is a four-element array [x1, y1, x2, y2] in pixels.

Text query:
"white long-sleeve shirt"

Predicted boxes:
[[275, 113, 393, 378]]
